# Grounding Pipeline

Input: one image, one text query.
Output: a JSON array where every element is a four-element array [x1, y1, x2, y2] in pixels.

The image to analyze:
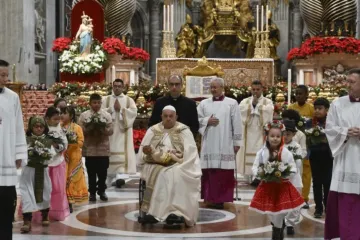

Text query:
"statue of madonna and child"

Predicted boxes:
[[75, 12, 94, 57]]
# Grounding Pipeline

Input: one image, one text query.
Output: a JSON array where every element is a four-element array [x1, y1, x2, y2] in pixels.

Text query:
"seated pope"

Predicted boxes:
[[137, 105, 202, 226]]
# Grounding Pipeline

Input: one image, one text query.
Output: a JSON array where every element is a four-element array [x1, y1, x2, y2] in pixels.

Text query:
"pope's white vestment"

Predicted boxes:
[[102, 93, 137, 180], [137, 122, 202, 226], [237, 96, 273, 175]]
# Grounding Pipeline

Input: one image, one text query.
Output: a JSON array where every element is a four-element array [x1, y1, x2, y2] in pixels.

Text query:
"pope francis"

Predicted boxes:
[[137, 105, 202, 226]]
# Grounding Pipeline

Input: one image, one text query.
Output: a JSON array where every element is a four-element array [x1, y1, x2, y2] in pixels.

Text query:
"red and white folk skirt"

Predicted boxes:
[[249, 180, 305, 214]]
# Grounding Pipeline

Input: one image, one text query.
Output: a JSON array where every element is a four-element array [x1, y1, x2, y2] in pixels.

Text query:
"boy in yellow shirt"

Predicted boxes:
[[288, 85, 314, 209]]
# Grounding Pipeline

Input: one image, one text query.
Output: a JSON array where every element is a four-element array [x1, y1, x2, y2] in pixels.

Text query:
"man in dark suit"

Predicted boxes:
[[148, 75, 199, 136]]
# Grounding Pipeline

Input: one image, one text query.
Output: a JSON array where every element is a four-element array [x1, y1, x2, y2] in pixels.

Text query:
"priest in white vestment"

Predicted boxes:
[[0, 59, 28, 239], [102, 79, 137, 186], [324, 69, 360, 240], [137, 105, 201, 226], [237, 80, 273, 183], [197, 77, 242, 209]]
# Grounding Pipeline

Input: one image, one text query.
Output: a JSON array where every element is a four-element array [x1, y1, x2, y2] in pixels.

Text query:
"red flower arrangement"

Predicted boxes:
[[124, 47, 150, 62], [287, 37, 360, 61], [102, 37, 127, 55], [52, 37, 72, 53], [133, 129, 147, 150]]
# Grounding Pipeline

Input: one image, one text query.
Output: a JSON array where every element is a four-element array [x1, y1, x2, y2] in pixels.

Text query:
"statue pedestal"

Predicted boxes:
[[293, 53, 360, 85], [106, 54, 144, 85], [60, 72, 105, 83]]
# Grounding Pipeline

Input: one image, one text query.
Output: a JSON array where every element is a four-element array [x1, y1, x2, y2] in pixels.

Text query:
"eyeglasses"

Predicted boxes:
[[168, 83, 181, 87]]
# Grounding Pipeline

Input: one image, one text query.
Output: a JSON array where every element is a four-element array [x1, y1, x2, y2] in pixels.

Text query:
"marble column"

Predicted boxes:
[[357, 0, 360, 38], [291, 0, 303, 48], [45, 0, 56, 86], [150, 0, 161, 80]]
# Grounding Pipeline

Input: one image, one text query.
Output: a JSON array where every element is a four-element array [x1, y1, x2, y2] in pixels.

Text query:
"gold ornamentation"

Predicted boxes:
[[183, 57, 224, 77]]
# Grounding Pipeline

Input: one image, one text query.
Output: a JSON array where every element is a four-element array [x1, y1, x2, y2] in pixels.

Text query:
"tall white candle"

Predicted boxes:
[[163, 3, 166, 31], [171, 3, 174, 32], [112, 65, 116, 82], [288, 69, 292, 104], [261, 5, 264, 32], [256, 5, 259, 31], [266, 5, 269, 31], [167, 5, 170, 31]]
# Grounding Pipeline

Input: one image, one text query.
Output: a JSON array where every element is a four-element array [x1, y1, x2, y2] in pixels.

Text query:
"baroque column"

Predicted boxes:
[[150, 0, 161, 80], [291, 0, 303, 48]]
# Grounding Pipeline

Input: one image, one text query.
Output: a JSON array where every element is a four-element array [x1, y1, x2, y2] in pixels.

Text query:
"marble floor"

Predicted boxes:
[[13, 171, 327, 240]]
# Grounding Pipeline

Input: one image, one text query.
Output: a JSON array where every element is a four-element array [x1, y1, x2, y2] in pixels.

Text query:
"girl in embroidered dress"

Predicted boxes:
[[61, 106, 88, 213], [45, 107, 69, 220], [249, 121, 305, 240], [20, 116, 56, 233]]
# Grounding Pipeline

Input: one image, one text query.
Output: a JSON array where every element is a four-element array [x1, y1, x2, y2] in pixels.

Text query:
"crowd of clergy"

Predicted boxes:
[[1, 57, 360, 240]]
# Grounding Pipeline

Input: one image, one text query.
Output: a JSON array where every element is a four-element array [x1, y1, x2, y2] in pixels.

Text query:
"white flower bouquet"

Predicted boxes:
[[84, 113, 107, 130], [48, 131, 64, 145], [28, 140, 53, 163], [257, 161, 293, 183]]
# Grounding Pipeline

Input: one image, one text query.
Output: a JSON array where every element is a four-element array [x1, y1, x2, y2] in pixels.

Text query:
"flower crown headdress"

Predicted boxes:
[[264, 120, 286, 133]]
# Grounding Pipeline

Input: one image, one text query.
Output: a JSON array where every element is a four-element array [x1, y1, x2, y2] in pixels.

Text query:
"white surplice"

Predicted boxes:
[[137, 122, 202, 226], [325, 96, 360, 195], [0, 87, 27, 186], [237, 96, 273, 175], [102, 93, 137, 179], [284, 140, 304, 188], [197, 97, 242, 169]]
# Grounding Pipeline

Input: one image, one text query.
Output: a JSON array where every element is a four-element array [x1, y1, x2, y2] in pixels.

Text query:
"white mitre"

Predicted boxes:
[[162, 105, 176, 113]]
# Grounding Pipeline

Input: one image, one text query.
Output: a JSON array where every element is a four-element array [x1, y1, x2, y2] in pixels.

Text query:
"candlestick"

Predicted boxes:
[[171, 3, 174, 32], [12, 64, 16, 82], [256, 5, 259, 32], [112, 65, 116, 82], [288, 69, 292, 104], [266, 5, 269, 31], [261, 5, 264, 32], [167, 5, 170, 31], [163, 4, 166, 31]]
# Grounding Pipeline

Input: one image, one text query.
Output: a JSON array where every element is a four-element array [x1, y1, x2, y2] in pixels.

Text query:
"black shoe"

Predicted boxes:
[[302, 202, 310, 209], [115, 179, 126, 188], [287, 226, 295, 235], [98, 192, 108, 201], [69, 204, 73, 213], [89, 194, 96, 202], [143, 214, 159, 224], [166, 214, 184, 225], [314, 209, 323, 218]]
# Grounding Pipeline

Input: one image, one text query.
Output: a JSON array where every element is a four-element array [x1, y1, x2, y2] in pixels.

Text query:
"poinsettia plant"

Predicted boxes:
[[102, 37, 128, 55], [52, 37, 72, 53], [287, 37, 360, 61], [124, 47, 150, 62]]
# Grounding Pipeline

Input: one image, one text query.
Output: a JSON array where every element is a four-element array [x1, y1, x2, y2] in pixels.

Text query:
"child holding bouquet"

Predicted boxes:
[[20, 116, 56, 233], [79, 93, 113, 202], [61, 106, 88, 212], [283, 119, 307, 235], [45, 106, 69, 221], [249, 121, 304, 240], [305, 97, 333, 218]]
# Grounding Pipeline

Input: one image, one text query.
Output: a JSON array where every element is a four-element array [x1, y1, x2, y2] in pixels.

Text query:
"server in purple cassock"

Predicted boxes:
[[324, 68, 360, 240], [197, 77, 242, 209]]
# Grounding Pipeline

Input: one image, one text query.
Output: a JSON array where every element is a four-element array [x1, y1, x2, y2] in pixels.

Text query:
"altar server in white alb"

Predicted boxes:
[[0, 59, 28, 239], [138, 105, 202, 226], [197, 77, 242, 209], [324, 68, 360, 240], [102, 79, 137, 187], [237, 80, 273, 185]]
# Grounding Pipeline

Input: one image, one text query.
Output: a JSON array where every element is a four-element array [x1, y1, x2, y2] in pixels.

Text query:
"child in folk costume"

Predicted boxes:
[[20, 116, 56, 233], [282, 119, 307, 235], [45, 107, 69, 220], [61, 106, 88, 213], [249, 121, 305, 240]]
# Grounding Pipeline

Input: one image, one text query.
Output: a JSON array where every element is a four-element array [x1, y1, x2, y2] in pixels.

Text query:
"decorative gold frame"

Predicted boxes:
[[183, 57, 225, 77]]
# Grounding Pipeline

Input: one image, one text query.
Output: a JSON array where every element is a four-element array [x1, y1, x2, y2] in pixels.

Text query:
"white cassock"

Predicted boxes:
[[102, 93, 137, 180], [197, 97, 242, 169], [325, 96, 360, 195], [137, 122, 202, 226], [237, 96, 273, 175]]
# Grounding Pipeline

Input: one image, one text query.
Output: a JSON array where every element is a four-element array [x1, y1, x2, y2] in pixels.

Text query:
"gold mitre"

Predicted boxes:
[[81, 11, 89, 19], [186, 14, 192, 24]]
